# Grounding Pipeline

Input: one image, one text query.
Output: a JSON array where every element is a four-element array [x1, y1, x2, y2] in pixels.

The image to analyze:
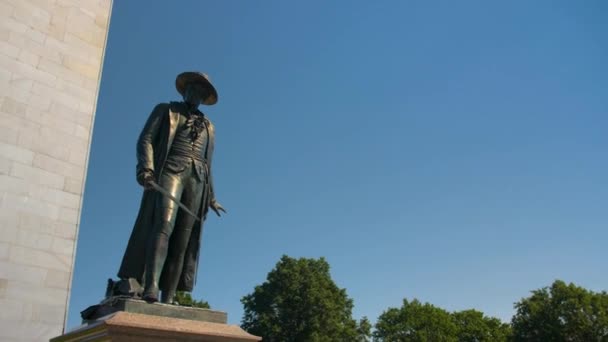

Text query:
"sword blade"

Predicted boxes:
[[149, 180, 201, 222]]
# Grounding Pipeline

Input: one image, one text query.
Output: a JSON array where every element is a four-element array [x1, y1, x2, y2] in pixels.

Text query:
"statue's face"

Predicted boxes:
[[183, 83, 210, 107]]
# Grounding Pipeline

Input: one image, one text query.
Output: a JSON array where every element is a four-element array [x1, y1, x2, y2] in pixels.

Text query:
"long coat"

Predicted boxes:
[[117, 101, 216, 292]]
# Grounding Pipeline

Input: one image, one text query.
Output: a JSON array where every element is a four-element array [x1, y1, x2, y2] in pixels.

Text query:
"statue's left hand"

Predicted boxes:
[[210, 200, 227, 217]]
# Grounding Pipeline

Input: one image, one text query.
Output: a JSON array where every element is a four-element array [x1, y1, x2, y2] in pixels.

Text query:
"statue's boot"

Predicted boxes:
[[142, 263, 161, 302], [159, 226, 192, 305], [161, 290, 177, 304], [143, 223, 171, 302]]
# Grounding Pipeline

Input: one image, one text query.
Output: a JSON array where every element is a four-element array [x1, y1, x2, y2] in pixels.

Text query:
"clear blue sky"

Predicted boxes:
[[68, 0, 607, 330]]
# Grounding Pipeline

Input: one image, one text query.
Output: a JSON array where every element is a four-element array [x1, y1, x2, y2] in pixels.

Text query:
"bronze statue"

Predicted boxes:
[[117, 72, 225, 304]]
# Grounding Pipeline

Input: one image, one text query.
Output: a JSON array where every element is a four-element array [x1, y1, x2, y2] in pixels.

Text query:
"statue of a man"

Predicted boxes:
[[117, 72, 225, 304]]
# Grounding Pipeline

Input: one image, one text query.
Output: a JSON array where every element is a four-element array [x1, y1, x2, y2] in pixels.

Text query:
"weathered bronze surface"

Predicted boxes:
[[116, 72, 225, 305]]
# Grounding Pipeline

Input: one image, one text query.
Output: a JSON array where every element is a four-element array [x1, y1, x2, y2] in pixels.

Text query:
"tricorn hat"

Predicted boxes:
[[175, 71, 218, 105]]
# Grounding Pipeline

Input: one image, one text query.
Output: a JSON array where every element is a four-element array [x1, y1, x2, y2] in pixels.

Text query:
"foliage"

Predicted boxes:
[[373, 300, 512, 342], [511, 280, 608, 341], [357, 316, 373, 341], [175, 291, 210, 309], [452, 309, 511, 342], [373, 299, 458, 341], [241, 255, 361, 341]]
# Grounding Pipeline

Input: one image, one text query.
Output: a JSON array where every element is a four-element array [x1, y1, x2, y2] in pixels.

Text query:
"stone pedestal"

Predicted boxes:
[[81, 298, 228, 324], [50, 311, 261, 342]]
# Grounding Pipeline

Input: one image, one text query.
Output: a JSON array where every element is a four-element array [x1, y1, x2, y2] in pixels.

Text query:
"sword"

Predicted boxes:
[[148, 180, 202, 222]]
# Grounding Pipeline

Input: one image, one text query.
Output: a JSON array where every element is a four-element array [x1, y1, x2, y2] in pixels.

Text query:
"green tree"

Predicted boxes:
[[452, 309, 511, 342], [373, 299, 458, 341], [175, 291, 210, 309], [357, 316, 372, 341], [241, 255, 359, 341], [511, 280, 608, 341]]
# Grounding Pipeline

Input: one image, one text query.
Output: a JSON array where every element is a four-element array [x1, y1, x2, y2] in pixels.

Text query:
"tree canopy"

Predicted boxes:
[[373, 299, 458, 342], [373, 299, 511, 342], [239, 255, 606, 342], [241, 255, 367, 341], [452, 309, 511, 342], [511, 280, 608, 341]]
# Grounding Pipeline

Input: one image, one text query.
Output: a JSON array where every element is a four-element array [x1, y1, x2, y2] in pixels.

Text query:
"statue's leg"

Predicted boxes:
[[142, 171, 184, 302], [160, 163, 204, 304]]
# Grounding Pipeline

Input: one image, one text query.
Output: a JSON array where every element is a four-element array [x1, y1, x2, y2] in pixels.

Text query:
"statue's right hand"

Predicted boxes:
[[137, 170, 155, 190], [143, 174, 155, 190]]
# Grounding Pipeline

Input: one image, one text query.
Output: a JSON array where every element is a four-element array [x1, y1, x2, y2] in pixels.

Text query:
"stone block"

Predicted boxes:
[[17, 131, 71, 163], [59, 206, 79, 224], [0, 27, 9, 42], [9, 76, 35, 95], [0, 212, 19, 242], [33, 154, 84, 182], [51, 236, 74, 255], [26, 90, 53, 111], [0, 112, 41, 147], [0, 298, 26, 321], [0, 49, 57, 86], [41, 188, 81, 209], [0, 320, 61, 342], [38, 57, 86, 86], [45, 269, 70, 289], [73, 124, 89, 140], [2, 192, 61, 221], [0, 68, 11, 86], [23, 27, 46, 44], [62, 55, 100, 80], [33, 81, 93, 116], [0, 241, 8, 260], [40, 124, 86, 149], [58, 78, 96, 104], [0, 141, 34, 164], [4, 279, 68, 307], [3, 80, 30, 103], [8, 30, 63, 64], [0, 155, 12, 174], [48, 20, 67, 41], [0, 124, 19, 144], [16, 228, 53, 250], [50, 101, 92, 126], [17, 49, 40, 66], [54, 311, 261, 342], [0, 39, 20, 58], [9, 162, 65, 189], [12, 1, 51, 32], [53, 221, 77, 239], [0, 174, 29, 195], [0, 260, 47, 285], [19, 212, 56, 234], [0, 277, 6, 296], [9, 245, 71, 272], [77, 97, 95, 113], [0, 97, 27, 116], [1, 14, 28, 34], [47, 33, 100, 63], [32, 302, 67, 325], [82, 77, 99, 91], [95, 12, 109, 28], [0, 2, 14, 18], [68, 143, 89, 167]]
